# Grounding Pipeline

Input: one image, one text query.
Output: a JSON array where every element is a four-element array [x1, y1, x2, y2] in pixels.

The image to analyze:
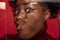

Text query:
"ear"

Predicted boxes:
[[44, 9, 50, 21]]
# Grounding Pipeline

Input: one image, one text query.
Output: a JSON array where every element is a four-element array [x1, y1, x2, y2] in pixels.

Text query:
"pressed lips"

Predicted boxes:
[[15, 19, 25, 29]]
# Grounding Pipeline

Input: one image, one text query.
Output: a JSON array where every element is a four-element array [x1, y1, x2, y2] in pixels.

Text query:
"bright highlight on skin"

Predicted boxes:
[[29, 2, 38, 4]]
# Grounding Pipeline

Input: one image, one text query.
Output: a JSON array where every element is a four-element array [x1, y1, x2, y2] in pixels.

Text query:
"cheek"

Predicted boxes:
[[27, 13, 44, 31], [27, 13, 40, 22], [27, 9, 43, 22]]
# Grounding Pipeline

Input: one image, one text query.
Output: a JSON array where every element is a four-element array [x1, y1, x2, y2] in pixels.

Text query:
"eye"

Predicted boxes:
[[15, 9, 20, 15], [25, 7, 35, 13]]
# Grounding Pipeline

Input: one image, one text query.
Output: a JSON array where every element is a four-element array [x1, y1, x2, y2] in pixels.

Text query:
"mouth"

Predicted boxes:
[[15, 19, 26, 32], [15, 19, 25, 27]]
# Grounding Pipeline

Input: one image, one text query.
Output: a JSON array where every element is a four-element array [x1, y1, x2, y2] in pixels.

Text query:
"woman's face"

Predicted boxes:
[[14, 0, 50, 39]]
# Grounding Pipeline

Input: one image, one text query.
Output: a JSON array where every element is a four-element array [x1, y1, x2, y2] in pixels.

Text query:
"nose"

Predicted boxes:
[[15, 18, 23, 32], [16, 25, 22, 32], [17, 10, 27, 19], [15, 11, 26, 31]]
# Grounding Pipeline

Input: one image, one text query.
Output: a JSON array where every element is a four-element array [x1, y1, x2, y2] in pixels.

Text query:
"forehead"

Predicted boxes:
[[17, 0, 31, 5], [16, 0, 46, 9], [17, 0, 60, 3], [16, 0, 44, 5], [16, 0, 44, 7]]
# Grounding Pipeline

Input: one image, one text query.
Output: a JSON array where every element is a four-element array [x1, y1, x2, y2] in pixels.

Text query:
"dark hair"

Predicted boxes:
[[45, 3, 58, 18], [40, 2, 58, 18]]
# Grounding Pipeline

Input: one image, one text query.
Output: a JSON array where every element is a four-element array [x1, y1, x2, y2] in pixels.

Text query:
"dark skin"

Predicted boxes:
[[14, 0, 50, 40]]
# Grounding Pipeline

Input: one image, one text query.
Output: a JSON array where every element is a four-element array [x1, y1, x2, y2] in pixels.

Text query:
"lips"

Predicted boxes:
[[15, 19, 25, 27]]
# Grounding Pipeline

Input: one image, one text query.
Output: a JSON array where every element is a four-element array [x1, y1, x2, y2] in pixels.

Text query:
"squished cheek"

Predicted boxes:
[[28, 14, 40, 22]]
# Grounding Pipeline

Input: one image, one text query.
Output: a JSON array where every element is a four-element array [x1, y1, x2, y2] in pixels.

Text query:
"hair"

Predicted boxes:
[[45, 3, 58, 18], [38, 2, 58, 18]]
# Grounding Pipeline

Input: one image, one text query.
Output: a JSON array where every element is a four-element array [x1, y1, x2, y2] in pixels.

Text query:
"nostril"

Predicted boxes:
[[15, 19, 20, 27], [16, 19, 19, 21]]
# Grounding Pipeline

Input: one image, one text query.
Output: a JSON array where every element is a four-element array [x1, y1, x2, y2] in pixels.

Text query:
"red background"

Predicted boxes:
[[0, 0, 59, 39]]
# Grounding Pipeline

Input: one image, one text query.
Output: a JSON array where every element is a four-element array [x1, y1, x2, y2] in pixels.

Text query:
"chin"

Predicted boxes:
[[18, 34, 32, 39], [18, 32, 35, 40]]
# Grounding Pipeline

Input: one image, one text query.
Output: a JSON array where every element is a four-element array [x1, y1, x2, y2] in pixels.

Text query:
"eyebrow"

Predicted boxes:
[[23, 2, 30, 5], [24, 2, 38, 5], [16, 2, 38, 6], [16, 2, 30, 7]]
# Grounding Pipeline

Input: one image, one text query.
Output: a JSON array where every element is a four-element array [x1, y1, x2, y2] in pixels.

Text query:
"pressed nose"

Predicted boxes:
[[17, 10, 27, 19], [16, 25, 22, 32], [15, 11, 26, 31], [16, 19, 23, 32]]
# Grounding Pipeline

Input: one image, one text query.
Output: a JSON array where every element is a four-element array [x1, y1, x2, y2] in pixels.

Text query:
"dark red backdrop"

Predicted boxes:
[[0, 0, 59, 39]]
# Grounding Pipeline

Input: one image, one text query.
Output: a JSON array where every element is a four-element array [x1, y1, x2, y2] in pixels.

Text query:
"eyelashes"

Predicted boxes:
[[15, 7, 35, 16], [25, 7, 35, 13], [15, 9, 20, 16]]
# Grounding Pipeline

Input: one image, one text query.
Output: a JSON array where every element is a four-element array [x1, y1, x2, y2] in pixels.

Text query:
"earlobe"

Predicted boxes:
[[44, 10, 50, 21]]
